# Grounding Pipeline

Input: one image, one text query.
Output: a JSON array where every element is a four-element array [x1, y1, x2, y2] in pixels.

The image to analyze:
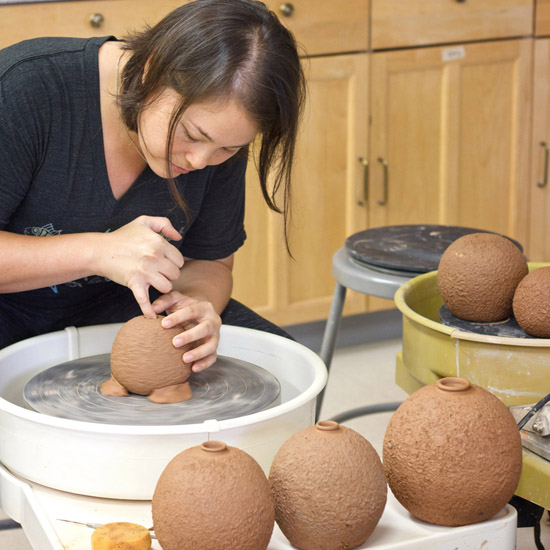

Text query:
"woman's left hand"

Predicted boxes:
[[152, 291, 222, 372]]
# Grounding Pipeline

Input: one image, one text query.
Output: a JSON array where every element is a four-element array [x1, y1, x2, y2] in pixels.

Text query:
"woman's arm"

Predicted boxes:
[[0, 216, 184, 318], [151, 254, 234, 372], [0, 230, 101, 292], [172, 255, 234, 313]]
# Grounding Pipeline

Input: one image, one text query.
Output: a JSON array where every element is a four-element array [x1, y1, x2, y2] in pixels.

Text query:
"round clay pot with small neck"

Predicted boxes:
[[101, 315, 193, 403], [269, 420, 387, 550], [152, 441, 275, 550], [383, 377, 522, 526]]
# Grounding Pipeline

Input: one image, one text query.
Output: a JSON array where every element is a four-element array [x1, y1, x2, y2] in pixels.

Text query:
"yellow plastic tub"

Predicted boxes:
[[393, 262, 550, 509], [394, 263, 550, 406]]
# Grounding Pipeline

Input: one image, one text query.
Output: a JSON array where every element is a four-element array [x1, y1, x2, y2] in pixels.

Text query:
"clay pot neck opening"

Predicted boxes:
[[201, 441, 227, 453], [436, 377, 471, 393], [315, 420, 340, 432]]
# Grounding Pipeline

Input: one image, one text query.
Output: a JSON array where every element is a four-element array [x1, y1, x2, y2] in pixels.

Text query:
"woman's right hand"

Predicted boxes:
[[96, 215, 184, 318]]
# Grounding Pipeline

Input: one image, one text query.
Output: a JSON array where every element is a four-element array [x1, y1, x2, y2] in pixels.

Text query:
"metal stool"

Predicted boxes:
[[317, 247, 413, 420]]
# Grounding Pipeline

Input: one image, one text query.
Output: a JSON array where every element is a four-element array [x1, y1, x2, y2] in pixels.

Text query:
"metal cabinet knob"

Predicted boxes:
[[89, 13, 105, 28], [279, 3, 295, 17]]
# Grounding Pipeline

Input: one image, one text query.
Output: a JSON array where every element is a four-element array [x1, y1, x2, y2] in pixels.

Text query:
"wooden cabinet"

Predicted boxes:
[[233, 1, 373, 326], [264, 0, 369, 56], [0, 0, 183, 48], [528, 39, 550, 260], [369, 39, 532, 244], [233, 54, 371, 326], [235, 1, 536, 326], [536, 0, 550, 36], [371, 0, 533, 49]]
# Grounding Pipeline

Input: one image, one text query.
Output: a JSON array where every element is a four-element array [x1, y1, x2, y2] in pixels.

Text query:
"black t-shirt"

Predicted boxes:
[[0, 36, 247, 311]]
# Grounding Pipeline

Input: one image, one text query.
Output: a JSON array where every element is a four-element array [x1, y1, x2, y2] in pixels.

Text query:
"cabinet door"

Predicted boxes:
[[264, 0, 369, 56], [371, 0, 533, 50], [370, 40, 532, 248], [0, 0, 184, 49], [233, 54, 370, 326], [231, 160, 276, 321], [536, 0, 550, 36], [528, 39, 550, 261]]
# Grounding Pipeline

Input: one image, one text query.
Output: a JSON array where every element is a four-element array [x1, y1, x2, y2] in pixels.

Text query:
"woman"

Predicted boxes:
[[0, 0, 306, 370]]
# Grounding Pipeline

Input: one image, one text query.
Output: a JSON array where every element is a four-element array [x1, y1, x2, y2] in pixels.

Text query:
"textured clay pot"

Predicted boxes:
[[101, 315, 193, 403], [513, 266, 550, 337], [383, 377, 522, 526], [152, 441, 274, 550], [437, 232, 528, 322], [269, 420, 387, 550]]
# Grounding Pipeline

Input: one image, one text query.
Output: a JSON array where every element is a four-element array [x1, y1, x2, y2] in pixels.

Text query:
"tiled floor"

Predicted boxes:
[[1, 337, 548, 549]]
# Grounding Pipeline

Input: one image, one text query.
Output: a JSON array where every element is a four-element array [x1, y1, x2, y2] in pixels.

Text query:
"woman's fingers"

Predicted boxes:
[[157, 256, 183, 282], [152, 292, 222, 371], [102, 216, 186, 314], [178, 330, 219, 372], [153, 290, 195, 315], [141, 215, 183, 243], [130, 284, 156, 319], [186, 348, 218, 372], [172, 319, 219, 349], [162, 241, 185, 269], [164, 300, 220, 329]]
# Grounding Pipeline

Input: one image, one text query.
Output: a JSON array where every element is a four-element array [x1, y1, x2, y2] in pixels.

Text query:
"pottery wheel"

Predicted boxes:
[[346, 225, 524, 274], [439, 305, 533, 338], [24, 354, 281, 425]]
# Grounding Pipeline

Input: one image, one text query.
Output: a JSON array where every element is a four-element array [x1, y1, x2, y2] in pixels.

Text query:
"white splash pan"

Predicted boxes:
[[0, 323, 327, 500]]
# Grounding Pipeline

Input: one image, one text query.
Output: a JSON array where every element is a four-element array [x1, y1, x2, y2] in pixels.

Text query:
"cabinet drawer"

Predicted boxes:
[[0, 0, 183, 49], [265, 0, 369, 56], [371, 0, 533, 50], [536, 0, 550, 36]]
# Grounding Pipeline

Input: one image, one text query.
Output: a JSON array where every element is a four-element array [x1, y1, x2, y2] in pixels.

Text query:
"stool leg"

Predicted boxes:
[[316, 282, 347, 421]]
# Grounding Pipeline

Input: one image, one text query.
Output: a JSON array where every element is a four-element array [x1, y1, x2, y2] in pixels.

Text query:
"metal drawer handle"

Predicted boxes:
[[377, 157, 388, 205], [279, 3, 294, 17], [538, 142, 549, 188], [89, 13, 105, 28], [357, 156, 368, 206]]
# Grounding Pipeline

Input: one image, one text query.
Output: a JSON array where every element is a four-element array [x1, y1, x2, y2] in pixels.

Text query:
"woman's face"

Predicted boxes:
[[136, 89, 259, 177]]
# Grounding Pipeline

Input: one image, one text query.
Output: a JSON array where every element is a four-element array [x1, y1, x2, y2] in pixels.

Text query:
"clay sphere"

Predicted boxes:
[[437, 232, 528, 322], [104, 315, 192, 402], [383, 377, 522, 526], [269, 421, 387, 550], [152, 441, 274, 550], [513, 267, 550, 337]]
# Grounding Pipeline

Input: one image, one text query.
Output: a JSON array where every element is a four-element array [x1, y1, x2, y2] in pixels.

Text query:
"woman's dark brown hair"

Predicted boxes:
[[118, 0, 306, 251]]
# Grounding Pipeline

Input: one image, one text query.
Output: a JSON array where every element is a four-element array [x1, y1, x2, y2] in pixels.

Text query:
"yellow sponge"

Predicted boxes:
[[91, 522, 152, 550]]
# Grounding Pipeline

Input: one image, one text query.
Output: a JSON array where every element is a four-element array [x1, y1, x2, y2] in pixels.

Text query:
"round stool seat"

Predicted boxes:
[[345, 224, 524, 275], [332, 247, 412, 300]]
